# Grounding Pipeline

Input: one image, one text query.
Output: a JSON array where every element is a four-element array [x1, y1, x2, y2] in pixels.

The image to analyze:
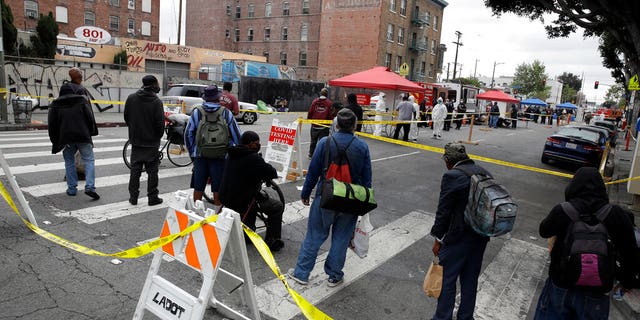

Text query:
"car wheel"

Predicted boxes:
[[243, 112, 257, 124], [541, 155, 550, 164]]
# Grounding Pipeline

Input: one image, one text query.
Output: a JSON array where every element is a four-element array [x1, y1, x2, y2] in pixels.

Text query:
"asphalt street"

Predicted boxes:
[[0, 112, 636, 319]]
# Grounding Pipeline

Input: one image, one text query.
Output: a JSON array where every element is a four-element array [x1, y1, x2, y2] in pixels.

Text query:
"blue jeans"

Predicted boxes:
[[490, 115, 499, 128], [533, 278, 609, 320], [432, 232, 488, 320], [292, 195, 358, 282], [62, 143, 96, 193]]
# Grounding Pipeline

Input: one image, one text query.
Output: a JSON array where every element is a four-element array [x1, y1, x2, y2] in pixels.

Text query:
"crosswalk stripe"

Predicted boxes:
[[474, 238, 547, 320], [0, 157, 126, 175], [3, 146, 125, 159], [257, 210, 434, 320], [0, 138, 127, 149]]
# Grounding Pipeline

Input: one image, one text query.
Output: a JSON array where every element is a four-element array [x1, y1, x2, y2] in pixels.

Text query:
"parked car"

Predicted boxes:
[[541, 125, 608, 167], [592, 120, 618, 146], [159, 83, 258, 124]]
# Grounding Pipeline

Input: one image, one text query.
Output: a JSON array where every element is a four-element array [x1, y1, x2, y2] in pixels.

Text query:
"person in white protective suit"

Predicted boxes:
[[373, 92, 387, 136], [432, 97, 447, 139], [408, 95, 420, 141]]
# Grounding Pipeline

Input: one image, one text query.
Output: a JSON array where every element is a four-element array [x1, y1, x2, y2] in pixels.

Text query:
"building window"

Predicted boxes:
[[433, 16, 438, 30], [226, 5, 231, 15], [420, 61, 426, 74], [84, 11, 95, 26], [385, 53, 392, 68], [386, 24, 394, 42], [302, 0, 310, 14], [55, 6, 68, 23], [225, 29, 230, 38], [396, 56, 402, 71], [142, 0, 151, 13], [110, 0, 120, 6], [128, 0, 134, 10], [264, 27, 271, 41], [400, 0, 406, 16], [265, 3, 272, 17], [234, 28, 240, 41], [390, 0, 396, 12], [398, 27, 404, 45], [425, 12, 430, 25], [283, 2, 289, 16], [109, 16, 119, 31], [128, 18, 135, 34], [281, 27, 288, 40], [280, 52, 287, 65], [431, 40, 436, 54], [248, 4, 254, 17], [247, 28, 254, 41], [141, 21, 151, 36], [24, 0, 38, 18], [424, 36, 428, 51], [236, 6, 241, 18], [263, 51, 269, 62], [300, 24, 308, 41], [429, 63, 434, 77], [299, 52, 307, 66]]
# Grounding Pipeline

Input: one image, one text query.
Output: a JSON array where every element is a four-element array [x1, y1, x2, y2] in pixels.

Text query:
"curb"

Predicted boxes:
[[0, 122, 127, 131]]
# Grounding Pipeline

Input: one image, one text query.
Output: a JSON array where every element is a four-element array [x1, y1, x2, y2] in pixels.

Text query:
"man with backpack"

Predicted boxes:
[[185, 85, 241, 207], [534, 167, 637, 319], [288, 109, 372, 287], [307, 87, 333, 159], [430, 143, 491, 320]]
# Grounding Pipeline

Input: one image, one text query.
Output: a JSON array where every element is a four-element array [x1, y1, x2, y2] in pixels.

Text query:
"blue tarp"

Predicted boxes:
[[520, 98, 548, 106], [557, 102, 578, 109]]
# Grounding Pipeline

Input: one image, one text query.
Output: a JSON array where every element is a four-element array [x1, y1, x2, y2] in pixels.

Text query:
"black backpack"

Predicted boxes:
[[560, 202, 615, 289]]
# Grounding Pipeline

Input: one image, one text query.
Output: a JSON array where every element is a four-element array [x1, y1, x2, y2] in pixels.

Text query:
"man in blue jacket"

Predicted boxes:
[[430, 143, 490, 320], [185, 85, 241, 207], [288, 109, 372, 287]]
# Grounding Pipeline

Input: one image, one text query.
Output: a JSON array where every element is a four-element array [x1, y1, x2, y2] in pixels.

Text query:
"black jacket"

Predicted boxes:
[[48, 94, 98, 154], [344, 102, 364, 132], [540, 167, 637, 292], [219, 146, 278, 214], [124, 89, 165, 147], [430, 159, 490, 245]]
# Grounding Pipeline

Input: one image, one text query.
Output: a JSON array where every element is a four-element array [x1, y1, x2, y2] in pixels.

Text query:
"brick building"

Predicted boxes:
[[5, 0, 159, 42], [185, 0, 447, 83]]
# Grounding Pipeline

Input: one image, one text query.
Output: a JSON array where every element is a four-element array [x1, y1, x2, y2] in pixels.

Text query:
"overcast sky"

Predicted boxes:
[[159, 0, 615, 103]]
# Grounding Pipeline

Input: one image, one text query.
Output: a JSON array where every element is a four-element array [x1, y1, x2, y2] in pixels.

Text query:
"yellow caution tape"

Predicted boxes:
[[243, 225, 332, 319]]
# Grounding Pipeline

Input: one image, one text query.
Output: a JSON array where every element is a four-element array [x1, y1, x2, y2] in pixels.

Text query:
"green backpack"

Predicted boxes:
[[195, 106, 229, 159]]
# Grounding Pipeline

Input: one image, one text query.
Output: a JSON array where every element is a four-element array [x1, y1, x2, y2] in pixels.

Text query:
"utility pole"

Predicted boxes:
[[473, 59, 479, 78], [0, 4, 7, 124], [177, 0, 183, 45], [446, 62, 450, 82], [452, 31, 463, 80], [491, 61, 504, 88]]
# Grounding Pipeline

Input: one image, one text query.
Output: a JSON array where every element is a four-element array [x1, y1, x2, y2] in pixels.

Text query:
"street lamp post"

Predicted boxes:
[[0, 5, 7, 123], [491, 61, 504, 88], [473, 59, 479, 78], [452, 31, 463, 80]]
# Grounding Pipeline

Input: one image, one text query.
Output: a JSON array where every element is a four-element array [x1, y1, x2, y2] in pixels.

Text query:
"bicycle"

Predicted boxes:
[[122, 123, 192, 170]]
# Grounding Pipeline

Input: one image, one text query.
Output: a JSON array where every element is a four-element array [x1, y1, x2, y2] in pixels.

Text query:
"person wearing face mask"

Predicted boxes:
[[219, 131, 284, 251], [124, 75, 165, 206]]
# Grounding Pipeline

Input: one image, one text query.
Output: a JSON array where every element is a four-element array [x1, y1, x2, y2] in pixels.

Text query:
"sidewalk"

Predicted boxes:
[[0, 110, 127, 131]]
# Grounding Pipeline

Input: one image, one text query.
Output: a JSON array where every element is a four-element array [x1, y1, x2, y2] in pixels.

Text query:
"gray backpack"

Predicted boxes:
[[195, 106, 229, 159]]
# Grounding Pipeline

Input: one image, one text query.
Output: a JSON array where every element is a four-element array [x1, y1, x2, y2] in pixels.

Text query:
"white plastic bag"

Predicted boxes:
[[350, 214, 374, 258]]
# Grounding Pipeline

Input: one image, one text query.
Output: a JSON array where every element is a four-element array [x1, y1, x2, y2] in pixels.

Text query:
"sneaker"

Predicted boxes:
[[148, 197, 163, 206], [84, 190, 100, 200], [266, 239, 284, 252], [129, 197, 138, 205], [66, 189, 77, 196], [287, 268, 308, 285], [327, 277, 344, 287]]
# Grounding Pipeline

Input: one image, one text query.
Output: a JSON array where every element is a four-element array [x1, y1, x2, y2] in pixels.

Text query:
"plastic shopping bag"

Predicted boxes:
[[349, 214, 374, 258], [423, 258, 443, 298]]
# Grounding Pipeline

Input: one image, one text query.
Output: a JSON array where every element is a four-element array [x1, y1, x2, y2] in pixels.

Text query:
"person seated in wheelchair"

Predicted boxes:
[[219, 131, 285, 252]]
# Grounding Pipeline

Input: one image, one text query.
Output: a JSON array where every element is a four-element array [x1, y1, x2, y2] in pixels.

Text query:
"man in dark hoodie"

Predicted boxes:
[[534, 167, 637, 319], [48, 73, 99, 199], [344, 93, 363, 132], [219, 131, 284, 251], [124, 75, 165, 206]]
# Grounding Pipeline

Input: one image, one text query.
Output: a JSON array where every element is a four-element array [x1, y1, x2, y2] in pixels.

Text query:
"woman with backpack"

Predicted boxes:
[[534, 167, 637, 319]]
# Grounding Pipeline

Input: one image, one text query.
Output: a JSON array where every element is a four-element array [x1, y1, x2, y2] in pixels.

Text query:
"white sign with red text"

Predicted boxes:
[[74, 26, 112, 44], [264, 119, 298, 183]]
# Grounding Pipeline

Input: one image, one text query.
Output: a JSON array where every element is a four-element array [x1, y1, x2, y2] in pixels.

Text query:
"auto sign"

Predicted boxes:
[[74, 26, 112, 44]]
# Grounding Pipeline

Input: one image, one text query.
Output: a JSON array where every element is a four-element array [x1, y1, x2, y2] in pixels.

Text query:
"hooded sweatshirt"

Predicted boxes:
[[124, 88, 165, 148], [48, 94, 98, 154], [539, 167, 637, 292]]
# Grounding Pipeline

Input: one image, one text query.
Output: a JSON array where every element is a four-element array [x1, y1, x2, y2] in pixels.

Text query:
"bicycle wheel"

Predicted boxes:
[[166, 142, 192, 167], [122, 140, 133, 169]]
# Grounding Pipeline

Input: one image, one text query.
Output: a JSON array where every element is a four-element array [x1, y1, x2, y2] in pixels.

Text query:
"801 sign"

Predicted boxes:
[[74, 26, 112, 44]]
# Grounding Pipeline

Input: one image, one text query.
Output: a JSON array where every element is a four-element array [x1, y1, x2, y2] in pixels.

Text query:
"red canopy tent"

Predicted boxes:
[[476, 90, 519, 103], [329, 66, 424, 92]]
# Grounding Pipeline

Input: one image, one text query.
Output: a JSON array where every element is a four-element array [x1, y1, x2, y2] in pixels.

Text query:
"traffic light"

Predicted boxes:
[[594, 81, 599, 89]]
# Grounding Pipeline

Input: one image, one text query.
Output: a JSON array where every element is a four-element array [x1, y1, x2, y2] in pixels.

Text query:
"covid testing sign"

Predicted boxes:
[[264, 119, 298, 183]]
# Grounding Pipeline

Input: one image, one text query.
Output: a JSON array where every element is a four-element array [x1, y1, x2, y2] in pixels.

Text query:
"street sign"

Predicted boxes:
[[74, 26, 111, 44], [399, 63, 409, 76], [629, 74, 640, 91]]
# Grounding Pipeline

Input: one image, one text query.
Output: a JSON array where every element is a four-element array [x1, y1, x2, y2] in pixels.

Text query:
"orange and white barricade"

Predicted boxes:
[[134, 190, 261, 320]]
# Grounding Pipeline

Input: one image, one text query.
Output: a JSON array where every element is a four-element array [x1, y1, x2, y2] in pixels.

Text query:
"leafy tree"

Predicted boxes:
[[561, 86, 577, 103], [605, 84, 626, 106], [113, 50, 128, 69], [1, 1, 17, 56], [512, 59, 549, 99], [557, 72, 581, 91], [29, 12, 58, 59], [451, 77, 482, 88]]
